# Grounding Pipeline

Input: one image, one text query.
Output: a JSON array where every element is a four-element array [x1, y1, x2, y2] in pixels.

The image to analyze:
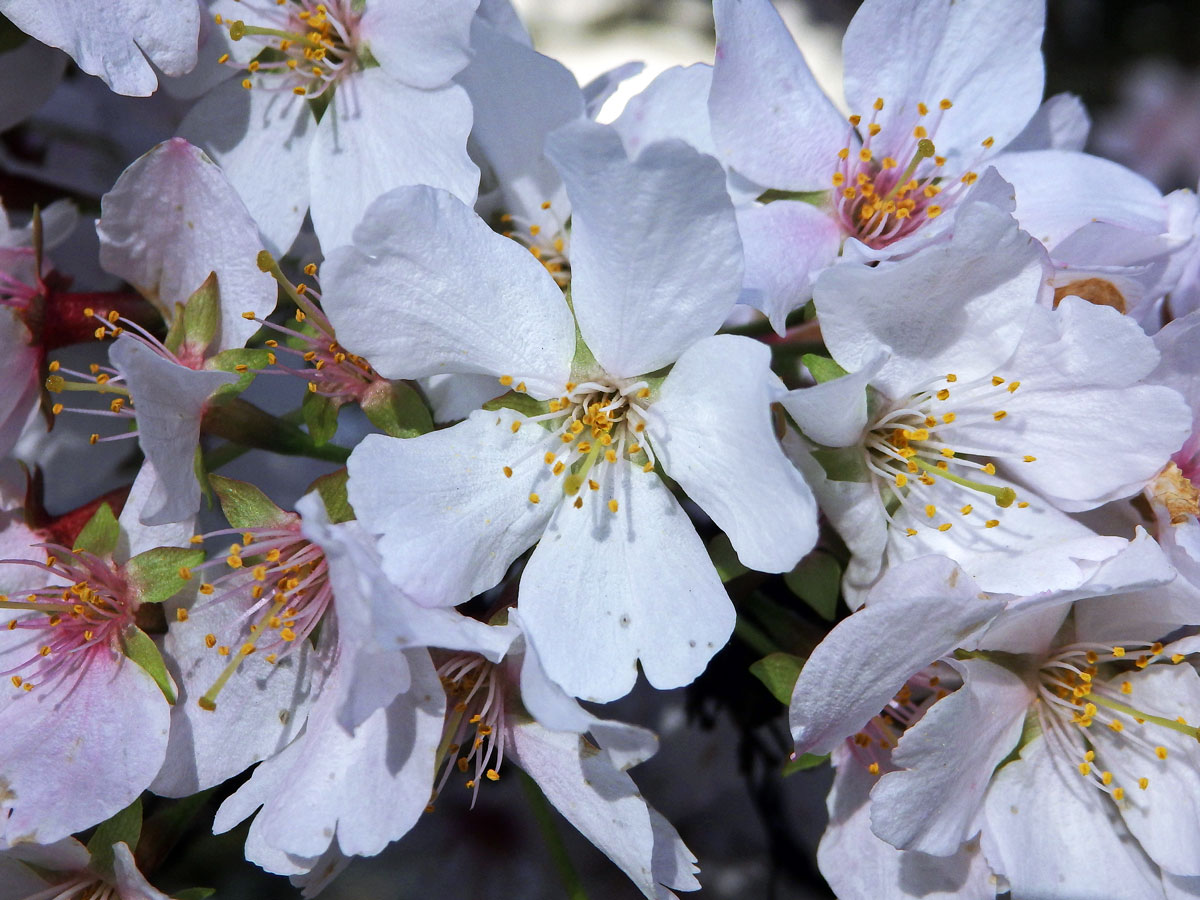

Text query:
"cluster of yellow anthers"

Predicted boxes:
[[498, 376, 655, 512], [429, 655, 506, 810], [187, 527, 331, 712], [44, 309, 138, 445], [865, 372, 1038, 535], [830, 97, 993, 248], [215, 0, 355, 98], [1038, 643, 1199, 802], [499, 200, 571, 288]]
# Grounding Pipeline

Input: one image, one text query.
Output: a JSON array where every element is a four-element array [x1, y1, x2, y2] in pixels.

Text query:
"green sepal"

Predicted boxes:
[[756, 188, 829, 206], [748, 651, 805, 705], [209, 474, 293, 530], [120, 626, 176, 704], [361, 379, 433, 438], [173, 890, 217, 900], [174, 273, 221, 357], [801, 353, 848, 384], [124, 547, 205, 605], [302, 390, 341, 446], [205, 348, 272, 396], [72, 503, 120, 557], [86, 797, 142, 880], [483, 389, 546, 419], [784, 551, 842, 621], [810, 445, 872, 483], [997, 708, 1043, 771], [707, 532, 748, 583], [783, 753, 830, 776], [306, 468, 354, 523]]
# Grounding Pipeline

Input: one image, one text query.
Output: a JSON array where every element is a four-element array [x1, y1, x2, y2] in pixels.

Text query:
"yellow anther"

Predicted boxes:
[[529, 493, 540, 504], [942, 413, 956, 424], [838, 147, 850, 160], [1101, 771, 1113, 785], [859, 148, 873, 162], [984, 520, 999, 528], [510, 421, 521, 433], [925, 504, 936, 518], [1113, 787, 1125, 800], [873, 97, 884, 111], [937, 522, 953, 532], [895, 474, 908, 487], [935, 389, 950, 401], [200, 583, 214, 595], [605, 449, 617, 464], [242, 78, 252, 89], [1139, 777, 1149, 790], [499, 375, 514, 386], [280, 628, 296, 642], [1078, 762, 1091, 776], [832, 172, 845, 186], [1112, 646, 1126, 657], [960, 504, 973, 515], [1156, 746, 1168, 760], [868, 762, 881, 775], [1121, 681, 1133, 694], [982, 463, 996, 475], [1173, 654, 1187, 664], [941, 448, 955, 458], [608, 499, 619, 513], [927, 206, 942, 218], [1007, 381, 1021, 393], [939, 98, 952, 110], [553, 461, 565, 476]]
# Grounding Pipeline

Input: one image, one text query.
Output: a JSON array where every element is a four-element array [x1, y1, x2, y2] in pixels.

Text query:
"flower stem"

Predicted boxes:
[[519, 770, 589, 900]]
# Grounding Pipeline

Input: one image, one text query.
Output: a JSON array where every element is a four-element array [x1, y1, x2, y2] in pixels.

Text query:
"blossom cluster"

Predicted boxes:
[[1, 0, 1200, 897]]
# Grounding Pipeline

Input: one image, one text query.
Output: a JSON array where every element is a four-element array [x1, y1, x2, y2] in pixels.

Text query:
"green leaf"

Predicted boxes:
[[801, 353, 848, 384], [784, 551, 842, 621], [124, 547, 206, 605], [209, 474, 293, 530], [809, 445, 872, 483], [173, 890, 217, 900], [73, 503, 120, 557], [306, 468, 354, 523], [707, 532, 748, 583], [361, 379, 433, 438], [120, 626, 176, 704], [205, 348, 272, 395], [782, 753, 829, 776], [302, 390, 341, 446], [756, 188, 829, 205], [86, 797, 142, 879], [748, 651, 805, 705]]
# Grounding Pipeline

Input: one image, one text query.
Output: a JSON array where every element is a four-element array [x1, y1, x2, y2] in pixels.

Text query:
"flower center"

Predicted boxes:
[[497, 376, 657, 512], [831, 97, 991, 248], [1037, 642, 1199, 802], [218, 0, 360, 98], [0, 546, 135, 695], [191, 525, 331, 711], [863, 371, 1036, 534], [429, 653, 507, 810]]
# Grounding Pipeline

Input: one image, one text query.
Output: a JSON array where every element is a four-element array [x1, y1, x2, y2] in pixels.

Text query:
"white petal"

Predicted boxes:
[[358, 0, 475, 89], [115, 461, 195, 561], [814, 195, 1047, 397], [97, 138, 276, 351], [178, 78, 315, 258], [843, 0, 1044, 156], [418, 374, 504, 424], [508, 721, 699, 899], [111, 842, 172, 900], [0, 0, 199, 96], [346, 410, 559, 607], [612, 63, 716, 159], [0, 311, 38, 461], [581, 61, 644, 121], [308, 70, 478, 251], [519, 463, 734, 702], [649, 334, 817, 573], [109, 337, 236, 527], [871, 658, 1031, 856], [782, 354, 886, 449], [321, 186, 574, 398], [790, 556, 1003, 756], [1003, 93, 1091, 153], [708, 0, 845, 190], [982, 734, 1166, 900], [545, 118, 742, 378]]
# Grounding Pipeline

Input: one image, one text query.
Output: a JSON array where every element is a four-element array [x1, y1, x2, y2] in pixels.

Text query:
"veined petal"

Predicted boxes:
[[649, 334, 817, 573], [519, 463, 734, 702], [709, 0, 846, 190], [790, 556, 1003, 756], [321, 186, 574, 398], [309, 70, 478, 251], [346, 410, 559, 607], [546, 118, 742, 379], [97, 138, 276, 351], [358, 0, 477, 89]]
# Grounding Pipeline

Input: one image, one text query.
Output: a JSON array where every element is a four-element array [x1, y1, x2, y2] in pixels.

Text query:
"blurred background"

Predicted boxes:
[[4, 1, 1200, 897]]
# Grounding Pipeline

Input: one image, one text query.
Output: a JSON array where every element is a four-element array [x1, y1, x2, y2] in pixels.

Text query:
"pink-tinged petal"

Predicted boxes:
[[321, 186, 573, 398], [735, 200, 841, 333], [871, 658, 1031, 855], [519, 464, 734, 702], [709, 0, 845, 190], [358, 0, 477, 90], [0, 311, 38, 461], [109, 337, 237, 527], [790, 556, 1003, 756], [982, 735, 1166, 900], [507, 721, 700, 899], [843, 0, 1044, 156], [1003, 93, 1091, 153], [612, 64, 716, 159], [456, 19, 582, 226], [819, 749, 997, 900], [1152, 310, 1200, 424], [111, 842, 171, 900], [782, 354, 886, 449], [649, 334, 817, 573], [115, 462, 196, 562], [1090, 664, 1200, 875], [545, 119, 742, 379], [309, 70, 478, 251], [0, 0, 199, 96], [346, 410, 559, 607], [213, 649, 444, 861], [0, 650, 169, 847], [178, 79, 315, 258], [97, 138, 276, 351], [814, 197, 1047, 397]]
